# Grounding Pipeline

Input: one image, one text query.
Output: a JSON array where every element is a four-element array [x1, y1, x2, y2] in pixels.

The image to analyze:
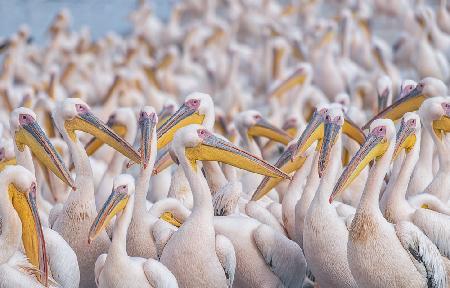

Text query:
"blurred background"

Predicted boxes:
[[0, 0, 176, 43]]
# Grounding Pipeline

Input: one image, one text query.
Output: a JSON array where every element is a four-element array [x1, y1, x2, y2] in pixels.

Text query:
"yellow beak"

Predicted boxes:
[[432, 115, 450, 140], [330, 130, 389, 202], [268, 66, 307, 99], [247, 118, 293, 145], [160, 211, 182, 228], [88, 186, 129, 243], [83, 114, 127, 157], [65, 111, 140, 164], [157, 104, 205, 149], [186, 131, 290, 179], [363, 85, 425, 130], [393, 119, 417, 160], [252, 110, 324, 200], [9, 183, 48, 286], [15, 121, 75, 188]]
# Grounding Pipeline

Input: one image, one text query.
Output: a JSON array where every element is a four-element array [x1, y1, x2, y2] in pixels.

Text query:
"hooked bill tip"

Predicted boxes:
[[329, 196, 333, 204]]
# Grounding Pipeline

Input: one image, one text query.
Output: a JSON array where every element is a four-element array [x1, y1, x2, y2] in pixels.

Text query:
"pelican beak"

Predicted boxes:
[[378, 88, 390, 112], [65, 111, 140, 164], [83, 114, 127, 157], [248, 117, 292, 145], [432, 115, 450, 140], [268, 66, 307, 98], [251, 110, 324, 200], [330, 129, 389, 202], [152, 148, 174, 175], [88, 185, 129, 243], [363, 84, 424, 130], [9, 183, 48, 286], [393, 119, 417, 160], [0, 158, 16, 172], [343, 117, 366, 145], [160, 211, 182, 228], [318, 120, 341, 178], [157, 104, 205, 149], [187, 129, 290, 179], [157, 105, 176, 130], [140, 112, 157, 169], [15, 120, 75, 189]]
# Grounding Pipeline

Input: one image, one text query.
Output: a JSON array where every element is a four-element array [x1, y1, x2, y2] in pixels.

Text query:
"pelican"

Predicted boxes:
[[331, 118, 447, 287], [8, 107, 80, 288], [160, 124, 289, 287], [0, 166, 50, 287], [51, 98, 140, 288], [89, 174, 178, 288], [380, 112, 450, 266], [303, 107, 357, 288], [127, 106, 186, 259], [416, 97, 450, 202]]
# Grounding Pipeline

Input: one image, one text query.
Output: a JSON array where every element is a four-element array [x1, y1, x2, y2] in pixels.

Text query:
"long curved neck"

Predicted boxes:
[[0, 179, 21, 264], [62, 129, 95, 203], [358, 143, 394, 214], [382, 141, 420, 214], [203, 161, 227, 195], [424, 123, 450, 200], [314, 135, 342, 206], [134, 132, 157, 215], [179, 151, 213, 221], [110, 195, 134, 260]]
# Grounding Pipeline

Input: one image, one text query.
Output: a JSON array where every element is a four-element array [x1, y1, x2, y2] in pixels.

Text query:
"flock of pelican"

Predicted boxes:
[[0, 0, 450, 287]]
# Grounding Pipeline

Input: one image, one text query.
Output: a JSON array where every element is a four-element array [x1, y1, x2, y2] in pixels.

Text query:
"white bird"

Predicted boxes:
[[331, 118, 447, 288], [89, 174, 178, 288], [50, 98, 140, 288], [159, 124, 289, 287], [303, 107, 357, 288], [0, 166, 63, 287], [8, 107, 80, 287]]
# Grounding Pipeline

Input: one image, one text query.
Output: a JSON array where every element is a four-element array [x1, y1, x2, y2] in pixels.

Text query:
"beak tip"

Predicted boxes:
[[328, 196, 333, 204]]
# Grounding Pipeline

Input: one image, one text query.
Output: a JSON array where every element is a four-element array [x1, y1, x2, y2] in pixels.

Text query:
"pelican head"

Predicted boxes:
[[52, 98, 140, 164], [393, 112, 421, 160], [171, 125, 290, 179], [88, 174, 135, 243], [83, 107, 136, 157], [139, 106, 158, 169], [399, 80, 417, 99], [10, 107, 74, 188], [157, 92, 214, 149], [330, 119, 396, 202], [419, 97, 450, 141], [0, 139, 16, 171], [235, 110, 292, 146], [0, 166, 48, 285], [318, 108, 344, 178], [363, 77, 447, 129]]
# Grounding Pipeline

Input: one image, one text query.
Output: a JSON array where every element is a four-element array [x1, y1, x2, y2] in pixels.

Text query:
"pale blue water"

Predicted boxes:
[[0, 0, 175, 43]]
